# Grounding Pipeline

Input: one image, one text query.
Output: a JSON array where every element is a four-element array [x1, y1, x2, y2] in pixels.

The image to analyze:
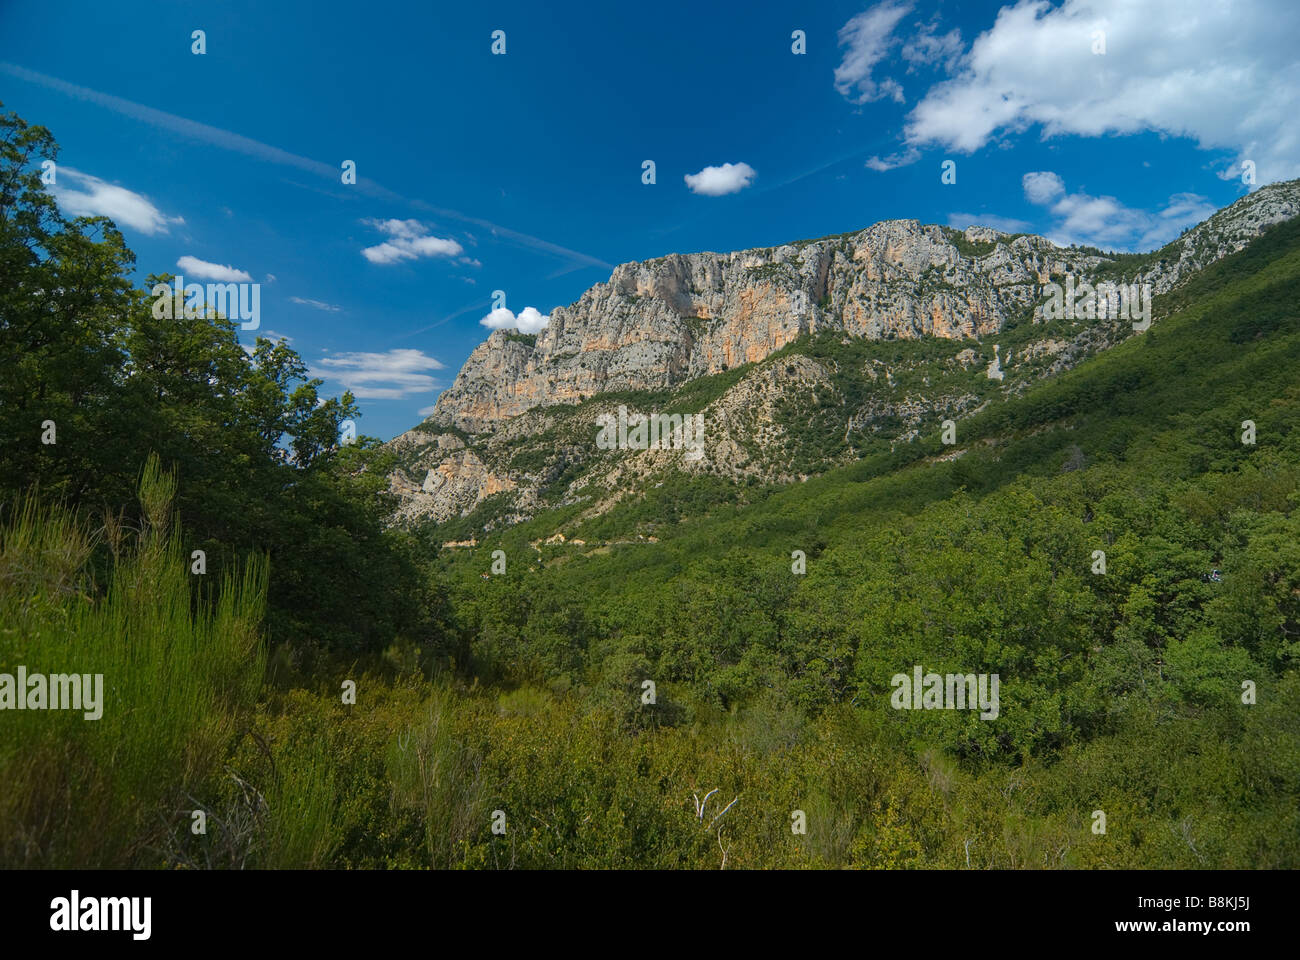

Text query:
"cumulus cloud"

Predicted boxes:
[[834, 1, 913, 104], [52, 168, 183, 234], [684, 162, 757, 197], [175, 255, 253, 282], [289, 296, 342, 312], [361, 218, 464, 265], [1023, 171, 1216, 250], [480, 305, 550, 334], [1022, 171, 1066, 205], [897, 0, 1300, 182], [313, 349, 445, 400]]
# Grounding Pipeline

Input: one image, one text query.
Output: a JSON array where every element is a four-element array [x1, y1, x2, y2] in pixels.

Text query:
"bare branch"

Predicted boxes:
[[694, 788, 719, 822], [708, 796, 739, 831]]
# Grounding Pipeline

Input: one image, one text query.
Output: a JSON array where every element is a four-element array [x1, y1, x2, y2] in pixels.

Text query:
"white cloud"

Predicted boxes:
[[1023, 171, 1216, 250], [865, 147, 920, 171], [361, 219, 464, 265], [480, 305, 550, 334], [515, 307, 549, 333], [289, 296, 342, 312], [1022, 171, 1066, 205], [176, 255, 253, 282], [240, 330, 291, 361], [51, 168, 183, 235], [684, 162, 757, 197], [417, 404, 439, 418], [899, 0, 1300, 182], [2, 62, 613, 272], [834, 1, 913, 104], [946, 212, 1030, 232], [901, 19, 963, 71], [1141, 193, 1219, 249], [313, 349, 445, 400], [369, 219, 423, 240]]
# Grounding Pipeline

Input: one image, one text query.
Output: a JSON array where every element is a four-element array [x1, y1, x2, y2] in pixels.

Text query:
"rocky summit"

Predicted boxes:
[[387, 180, 1300, 530]]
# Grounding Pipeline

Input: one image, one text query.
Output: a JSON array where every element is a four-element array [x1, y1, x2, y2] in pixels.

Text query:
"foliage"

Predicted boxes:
[[3, 102, 1299, 869], [0, 104, 441, 658]]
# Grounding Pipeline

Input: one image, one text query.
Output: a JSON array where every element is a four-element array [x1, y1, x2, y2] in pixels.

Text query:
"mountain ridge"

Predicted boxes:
[[387, 180, 1300, 530]]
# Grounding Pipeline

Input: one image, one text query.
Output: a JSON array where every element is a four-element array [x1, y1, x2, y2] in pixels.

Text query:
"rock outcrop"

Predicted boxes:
[[389, 180, 1300, 529]]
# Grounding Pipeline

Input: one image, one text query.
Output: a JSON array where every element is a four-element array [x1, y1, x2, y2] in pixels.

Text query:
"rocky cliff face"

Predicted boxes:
[[390, 180, 1300, 529], [1138, 182, 1300, 294], [429, 219, 1080, 434]]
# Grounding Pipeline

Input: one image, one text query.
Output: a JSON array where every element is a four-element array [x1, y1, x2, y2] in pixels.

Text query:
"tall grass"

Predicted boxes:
[[386, 690, 488, 868], [0, 455, 268, 867], [265, 738, 340, 868]]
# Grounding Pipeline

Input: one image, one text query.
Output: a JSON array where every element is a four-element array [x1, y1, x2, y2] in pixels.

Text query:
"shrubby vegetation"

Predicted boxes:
[[3, 105, 1298, 868], [941, 226, 997, 258], [0, 107, 436, 660]]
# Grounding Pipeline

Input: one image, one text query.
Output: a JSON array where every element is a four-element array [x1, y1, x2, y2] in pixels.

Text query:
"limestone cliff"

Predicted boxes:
[[389, 180, 1300, 529]]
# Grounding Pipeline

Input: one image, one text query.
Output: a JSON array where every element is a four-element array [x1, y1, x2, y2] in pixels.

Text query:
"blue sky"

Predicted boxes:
[[2, 0, 1296, 439]]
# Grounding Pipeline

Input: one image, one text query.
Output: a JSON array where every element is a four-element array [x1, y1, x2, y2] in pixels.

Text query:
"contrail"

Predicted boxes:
[[0, 61, 614, 272]]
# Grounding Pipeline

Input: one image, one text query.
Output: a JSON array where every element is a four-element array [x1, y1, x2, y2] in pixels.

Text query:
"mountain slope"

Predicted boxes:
[[390, 211, 1300, 870], [389, 180, 1300, 531], [443, 209, 1300, 572]]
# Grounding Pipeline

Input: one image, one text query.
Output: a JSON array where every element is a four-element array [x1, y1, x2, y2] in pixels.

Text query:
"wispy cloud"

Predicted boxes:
[[240, 330, 292, 359], [51, 167, 183, 235], [900, 17, 963, 71], [389, 297, 494, 343], [865, 147, 920, 172], [312, 349, 445, 400], [0, 61, 614, 271], [176, 255, 253, 282], [1022, 171, 1215, 251], [834, 1, 913, 105], [289, 296, 342, 312]]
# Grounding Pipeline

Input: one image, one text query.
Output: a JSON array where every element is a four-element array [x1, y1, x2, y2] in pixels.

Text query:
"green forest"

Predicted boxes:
[[3, 106, 1298, 869]]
